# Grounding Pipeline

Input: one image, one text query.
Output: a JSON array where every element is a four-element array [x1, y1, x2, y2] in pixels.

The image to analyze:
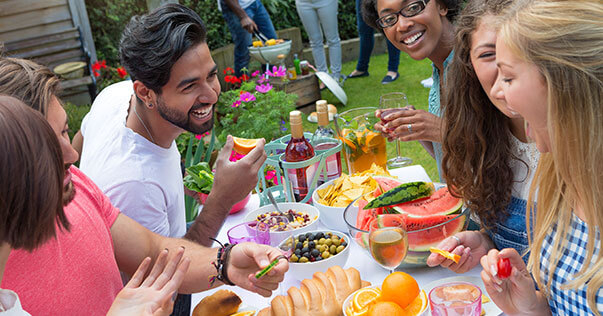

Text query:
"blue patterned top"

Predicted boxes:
[[428, 51, 454, 182], [540, 213, 602, 315]]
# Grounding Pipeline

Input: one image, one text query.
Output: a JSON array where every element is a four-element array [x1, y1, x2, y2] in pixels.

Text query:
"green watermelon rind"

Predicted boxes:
[[364, 181, 435, 209]]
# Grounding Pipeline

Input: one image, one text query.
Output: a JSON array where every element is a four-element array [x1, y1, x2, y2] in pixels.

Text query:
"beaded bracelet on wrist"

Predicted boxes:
[[208, 238, 235, 287]]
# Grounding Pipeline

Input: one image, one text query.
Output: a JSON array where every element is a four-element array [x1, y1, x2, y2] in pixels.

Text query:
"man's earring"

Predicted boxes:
[[147, 103, 153, 108]]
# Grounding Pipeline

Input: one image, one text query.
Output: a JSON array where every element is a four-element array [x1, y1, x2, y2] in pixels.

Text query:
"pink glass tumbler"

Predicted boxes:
[[429, 282, 482, 316], [227, 221, 270, 245]]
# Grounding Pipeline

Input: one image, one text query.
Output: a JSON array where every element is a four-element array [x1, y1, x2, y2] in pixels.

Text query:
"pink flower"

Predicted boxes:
[[266, 170, 279, 185], [231, 100, 241, 108], [251, 70, 261, 77], [257, 75, 268, 84], [239, 92, 256, 103], [229, 150, 245, 162], [255, 83, 273, 93], [268, 65, 286, 78], [195, 131, 211, 140]]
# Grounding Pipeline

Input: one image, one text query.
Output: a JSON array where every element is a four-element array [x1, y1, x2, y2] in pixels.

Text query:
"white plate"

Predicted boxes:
[[315, 71, 347, 105], [424, 276, 503, 316]]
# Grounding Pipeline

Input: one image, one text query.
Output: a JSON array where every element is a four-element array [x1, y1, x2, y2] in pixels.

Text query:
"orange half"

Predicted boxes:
[[353, 287, 381, 311], [233, 137, 261, 155], [429, 247, 461, 263], [402, 290, 427, 316]]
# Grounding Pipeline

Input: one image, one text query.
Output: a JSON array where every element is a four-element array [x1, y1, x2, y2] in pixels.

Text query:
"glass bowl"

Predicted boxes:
[[343, 197, 469, 267]]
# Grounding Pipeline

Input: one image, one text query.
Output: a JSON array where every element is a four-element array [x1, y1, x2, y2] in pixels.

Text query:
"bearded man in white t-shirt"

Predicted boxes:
[[75, 4, 266, 245]]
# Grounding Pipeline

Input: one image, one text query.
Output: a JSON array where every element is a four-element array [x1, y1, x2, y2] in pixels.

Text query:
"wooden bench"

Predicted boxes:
[[2, 26, 96, 102]]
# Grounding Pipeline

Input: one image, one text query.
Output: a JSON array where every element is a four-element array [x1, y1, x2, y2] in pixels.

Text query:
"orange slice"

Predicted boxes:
[[353, 287, 381, 310], [229, 311, 255, 316], [232, 137, 261, 155], [430, 247, 461, 263], [402, 290, 427, 316]]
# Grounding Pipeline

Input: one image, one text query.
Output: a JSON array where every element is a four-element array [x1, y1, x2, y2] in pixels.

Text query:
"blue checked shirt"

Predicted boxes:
[[540, 213, 603, 315]]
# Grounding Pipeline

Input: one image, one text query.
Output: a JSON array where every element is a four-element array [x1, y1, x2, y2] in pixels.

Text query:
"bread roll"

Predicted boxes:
[[327, 104, 337, 115], [257, 266, 369, 316], [192, 289, 242, 316]]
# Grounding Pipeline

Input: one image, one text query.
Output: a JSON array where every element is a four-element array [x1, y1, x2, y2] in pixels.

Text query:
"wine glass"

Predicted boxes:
[[368, 214, 408, 273], [379, 92, 413, 168]]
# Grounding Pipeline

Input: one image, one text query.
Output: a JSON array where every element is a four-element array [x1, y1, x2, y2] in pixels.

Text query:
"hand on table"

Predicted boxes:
[[107, 247, 190, 316], [480, 248, 550, 316], [210, 135, 267, 211], [427, 231, 494, 273], [227, 243, 289, 297], [374, 106, 442, 143], [240, 16, 258, 34]]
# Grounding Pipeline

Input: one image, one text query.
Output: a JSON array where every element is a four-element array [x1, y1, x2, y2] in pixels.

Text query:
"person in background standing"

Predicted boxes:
[[347, 0, 401, 84], [295, 0, 342, 86], [220, 0, 278, 76]]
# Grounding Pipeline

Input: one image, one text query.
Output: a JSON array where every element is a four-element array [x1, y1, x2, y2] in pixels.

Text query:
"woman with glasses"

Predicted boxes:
[[364, 0, 460, 182]]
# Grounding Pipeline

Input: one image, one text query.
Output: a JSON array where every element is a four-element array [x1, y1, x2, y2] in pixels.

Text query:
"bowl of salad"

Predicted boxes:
[[245, 202, 320, 246]]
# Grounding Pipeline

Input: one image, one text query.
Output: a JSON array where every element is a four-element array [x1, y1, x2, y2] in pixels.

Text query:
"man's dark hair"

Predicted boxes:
[[119, 3, 207, 94], [362, 0, 461, 32]]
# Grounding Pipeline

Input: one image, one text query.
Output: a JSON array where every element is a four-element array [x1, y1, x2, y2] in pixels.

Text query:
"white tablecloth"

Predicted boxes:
[[190, 165, 483, 314]]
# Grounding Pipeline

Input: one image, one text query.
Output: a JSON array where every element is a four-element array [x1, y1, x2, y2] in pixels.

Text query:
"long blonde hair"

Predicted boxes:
[[499, 0, 603, 313]]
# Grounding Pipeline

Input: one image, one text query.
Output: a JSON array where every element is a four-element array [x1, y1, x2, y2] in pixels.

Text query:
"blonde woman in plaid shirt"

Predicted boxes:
[[479, 0, 602, 315]]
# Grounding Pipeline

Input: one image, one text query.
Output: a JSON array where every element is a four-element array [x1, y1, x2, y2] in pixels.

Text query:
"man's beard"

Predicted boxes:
[[63, 164, 76, 206], [156, 97, 214, 135]]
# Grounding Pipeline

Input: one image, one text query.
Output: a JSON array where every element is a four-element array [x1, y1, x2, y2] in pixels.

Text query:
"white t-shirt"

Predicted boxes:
[[80, 81, 186, 238], [217, 0, 256, 12], [0, 289, 30, 316]]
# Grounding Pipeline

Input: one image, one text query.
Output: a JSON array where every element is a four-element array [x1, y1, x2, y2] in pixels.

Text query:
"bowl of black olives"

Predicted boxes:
[[279, 230, 350, 280]]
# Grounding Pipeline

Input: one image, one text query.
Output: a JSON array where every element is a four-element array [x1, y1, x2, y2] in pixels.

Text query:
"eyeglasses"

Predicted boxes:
[[376, 0, 430, 29]]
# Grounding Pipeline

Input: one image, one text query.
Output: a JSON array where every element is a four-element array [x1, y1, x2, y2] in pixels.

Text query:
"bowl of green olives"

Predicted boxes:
[[279, 230, 350, 280]]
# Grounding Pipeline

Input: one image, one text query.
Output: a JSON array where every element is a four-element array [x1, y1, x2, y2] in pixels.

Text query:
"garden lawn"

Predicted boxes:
[[301, 52, 439, 181]]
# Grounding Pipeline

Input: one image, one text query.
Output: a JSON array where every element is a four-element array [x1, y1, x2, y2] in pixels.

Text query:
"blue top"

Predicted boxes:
[[486, 196, 530, 262], [540, 213, 602, 314], [428, 51, 454, 182]]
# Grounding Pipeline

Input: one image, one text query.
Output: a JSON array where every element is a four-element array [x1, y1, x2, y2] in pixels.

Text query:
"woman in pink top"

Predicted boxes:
[[0, 96, 190, 315]]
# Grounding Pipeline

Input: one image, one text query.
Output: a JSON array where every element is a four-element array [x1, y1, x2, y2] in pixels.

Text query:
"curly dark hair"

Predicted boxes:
[[119, 3, 207, 94], [361, 0, 462, 32], [441, 0, 520, 229]]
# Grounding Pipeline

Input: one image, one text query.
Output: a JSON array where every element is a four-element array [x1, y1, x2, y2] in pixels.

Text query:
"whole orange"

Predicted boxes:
[[381, 272, 420, 308], [368, 301, 403, 316]]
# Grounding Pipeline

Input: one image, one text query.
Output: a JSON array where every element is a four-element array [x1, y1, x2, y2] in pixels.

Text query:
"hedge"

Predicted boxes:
[[85, 0, 359, 66]]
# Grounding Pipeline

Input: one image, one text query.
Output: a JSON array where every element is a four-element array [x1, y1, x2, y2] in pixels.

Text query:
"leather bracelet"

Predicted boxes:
[[221, 244, 236, 286], [208, 238, 235, 287]]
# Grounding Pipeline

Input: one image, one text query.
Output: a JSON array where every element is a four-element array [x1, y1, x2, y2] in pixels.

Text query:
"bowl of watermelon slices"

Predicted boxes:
[[343, 182, 469, 267]]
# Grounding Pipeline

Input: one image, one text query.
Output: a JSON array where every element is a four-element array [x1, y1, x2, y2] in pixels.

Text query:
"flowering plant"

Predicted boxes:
[[215, 66, 297, 142], [91, 59, 128, 91]]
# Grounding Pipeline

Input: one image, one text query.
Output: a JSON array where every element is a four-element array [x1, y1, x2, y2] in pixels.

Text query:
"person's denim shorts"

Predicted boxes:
[[487, 196, 530, 262]]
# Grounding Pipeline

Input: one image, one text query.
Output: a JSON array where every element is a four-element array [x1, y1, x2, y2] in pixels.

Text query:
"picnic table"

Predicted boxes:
[[191, 165, 497, 315]]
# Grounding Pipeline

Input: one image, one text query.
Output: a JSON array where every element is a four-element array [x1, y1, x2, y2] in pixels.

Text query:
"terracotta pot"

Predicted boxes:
[[198, 192, 251, 215]]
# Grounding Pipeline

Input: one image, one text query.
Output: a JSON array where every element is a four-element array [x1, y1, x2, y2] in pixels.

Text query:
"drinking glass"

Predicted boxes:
[[368, 214, 408, 273], [227, 221, 270, 245], [379, 92, 413, 168], [429, 282, 482, 316]]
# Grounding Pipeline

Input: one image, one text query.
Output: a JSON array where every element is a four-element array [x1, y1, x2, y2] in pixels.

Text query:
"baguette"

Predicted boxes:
[[258, 266, 370, 316], [192, 289, 242, 316]]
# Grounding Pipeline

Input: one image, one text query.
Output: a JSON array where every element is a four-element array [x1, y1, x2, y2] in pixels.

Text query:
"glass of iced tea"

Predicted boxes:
[[334, 107, 387, 174], [368, 214, 408, 273], [429, 282, 482, 316]]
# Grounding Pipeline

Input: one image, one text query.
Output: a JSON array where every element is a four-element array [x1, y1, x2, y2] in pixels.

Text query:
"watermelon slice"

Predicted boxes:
[[406, 214, 467, 251], [393, 186, 462, 217], [372, 176, 403, 197], [374, 213, 466, 251]]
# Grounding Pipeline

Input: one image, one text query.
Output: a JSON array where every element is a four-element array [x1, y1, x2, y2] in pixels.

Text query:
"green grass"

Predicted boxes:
[[301, 53, 439, 181]]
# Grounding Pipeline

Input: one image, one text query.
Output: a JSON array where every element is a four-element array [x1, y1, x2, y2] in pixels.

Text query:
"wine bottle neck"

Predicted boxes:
[[291, 123, 304, 138]]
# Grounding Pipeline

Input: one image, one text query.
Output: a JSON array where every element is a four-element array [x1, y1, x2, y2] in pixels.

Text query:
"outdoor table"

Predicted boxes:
[[190, 165, 485, 315]]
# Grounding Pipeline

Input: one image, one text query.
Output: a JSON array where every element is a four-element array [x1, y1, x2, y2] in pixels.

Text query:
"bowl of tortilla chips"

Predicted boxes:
[[312, 164, 389, 232]]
